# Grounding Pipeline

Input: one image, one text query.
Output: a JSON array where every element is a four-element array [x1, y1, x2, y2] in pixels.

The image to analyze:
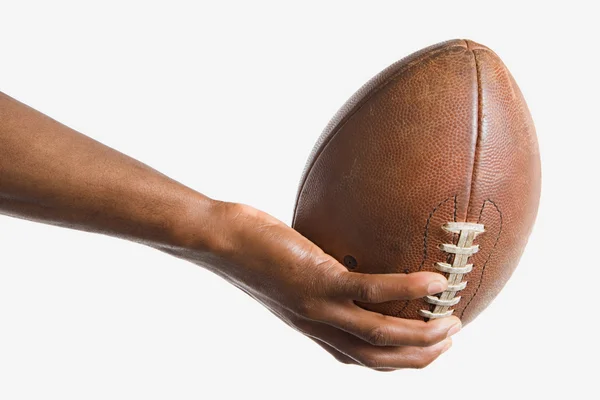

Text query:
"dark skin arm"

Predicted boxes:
[[0, 91, 461, 370]]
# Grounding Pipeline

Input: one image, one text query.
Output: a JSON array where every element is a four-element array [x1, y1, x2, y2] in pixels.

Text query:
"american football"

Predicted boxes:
[[293, 39, 541, 325]]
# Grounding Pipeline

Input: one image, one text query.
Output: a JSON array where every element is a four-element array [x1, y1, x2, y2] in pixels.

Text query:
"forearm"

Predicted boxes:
[[0, 91, 215, 250]]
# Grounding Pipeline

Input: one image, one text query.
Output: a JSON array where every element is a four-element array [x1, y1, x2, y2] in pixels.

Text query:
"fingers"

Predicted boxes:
[[322, 304, 462, 347], [295, 268, 460, 348], [301, 319, 453, 370], [366, 338, 452, 370], [289, 266, 459, 369], [333, 270, 448, 303]]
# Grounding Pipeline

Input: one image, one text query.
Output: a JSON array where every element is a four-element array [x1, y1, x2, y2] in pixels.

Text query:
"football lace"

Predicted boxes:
[[419, 222, 485, 319]]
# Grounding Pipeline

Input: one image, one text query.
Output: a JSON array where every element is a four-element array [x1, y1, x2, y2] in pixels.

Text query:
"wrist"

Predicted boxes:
[[166, 195, 276, 266], [163, 192, 240, 256]]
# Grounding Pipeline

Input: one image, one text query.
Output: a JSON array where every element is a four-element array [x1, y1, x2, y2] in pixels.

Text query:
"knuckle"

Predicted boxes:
[[408, 346, 443, 369], [294, 298, 330, 322], [294, 301, 318, 320], [417, 328, 443, 347], [356, 282, 381, 303], [359, 354, 383, 370], [365, 326, 389, 346], [404, 277, 428, 299]]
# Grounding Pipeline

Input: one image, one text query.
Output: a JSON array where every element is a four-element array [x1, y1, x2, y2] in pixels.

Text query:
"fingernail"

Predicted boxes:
[[446, 322, 462, 338], [440, 339, 452, 354], [427, 280, 445, 295]]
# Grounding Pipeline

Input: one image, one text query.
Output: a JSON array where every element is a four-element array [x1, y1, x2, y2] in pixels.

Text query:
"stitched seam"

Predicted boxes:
[[465, 45, 482, 217], [419, 197, 454, 271], [439, 196, 459, 316], [453, 195, 458, 223], [292, 43, 468, 225], [421, 222, 483, 319], [450, 195, 458, 262], [460, 199, 503, 318], [397, 196, 454, 316]]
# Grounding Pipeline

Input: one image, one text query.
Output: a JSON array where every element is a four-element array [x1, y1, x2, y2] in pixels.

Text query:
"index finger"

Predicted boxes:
[[331, 270, 448, 303]]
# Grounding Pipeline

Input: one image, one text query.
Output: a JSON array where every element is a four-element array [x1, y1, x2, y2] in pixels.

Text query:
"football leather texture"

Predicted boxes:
[[292, 39, 541, 325]]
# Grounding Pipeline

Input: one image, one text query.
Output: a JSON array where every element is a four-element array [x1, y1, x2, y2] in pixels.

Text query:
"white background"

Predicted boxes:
[[0, 1, 598, 399]]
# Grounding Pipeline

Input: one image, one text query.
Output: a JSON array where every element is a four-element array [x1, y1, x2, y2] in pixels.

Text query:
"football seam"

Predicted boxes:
[[465, 42, 483, 218], [397, 195, 457, 318], [460, 44, 506, 318], [419, 196, 456, 272], [460, 199, 503, 318]]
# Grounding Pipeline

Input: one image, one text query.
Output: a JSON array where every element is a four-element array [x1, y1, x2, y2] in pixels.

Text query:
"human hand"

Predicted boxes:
[[169, 200, 462, 370]]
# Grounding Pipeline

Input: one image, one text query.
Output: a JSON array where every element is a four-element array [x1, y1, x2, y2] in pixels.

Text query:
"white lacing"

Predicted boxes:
[[419, 222, 485, 319]]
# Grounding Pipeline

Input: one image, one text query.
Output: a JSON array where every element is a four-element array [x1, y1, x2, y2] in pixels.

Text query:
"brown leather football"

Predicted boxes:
[[292, 39, 541, 325]]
